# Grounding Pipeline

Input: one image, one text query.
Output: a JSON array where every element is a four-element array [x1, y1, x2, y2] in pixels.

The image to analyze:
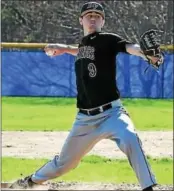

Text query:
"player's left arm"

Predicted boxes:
[[126, 43, 161, 65], [126, 29, 164, 69]]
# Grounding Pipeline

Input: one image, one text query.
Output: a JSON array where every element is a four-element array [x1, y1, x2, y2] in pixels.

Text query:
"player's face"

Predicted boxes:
[[79, 12, 105, 34]]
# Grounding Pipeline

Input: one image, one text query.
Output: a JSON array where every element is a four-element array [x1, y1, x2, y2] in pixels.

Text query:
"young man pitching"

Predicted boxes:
[[10, 2, 163, 191]]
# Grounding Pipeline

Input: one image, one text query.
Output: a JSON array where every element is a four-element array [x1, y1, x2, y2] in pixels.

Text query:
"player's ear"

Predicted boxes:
[[101, 19, 105, 28], [79, 17, 83, 25]]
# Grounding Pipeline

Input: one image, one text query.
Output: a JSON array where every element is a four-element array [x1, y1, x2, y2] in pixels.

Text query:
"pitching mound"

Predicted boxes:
[[1, 182, 173, 190], [48, 181, 174, 190]]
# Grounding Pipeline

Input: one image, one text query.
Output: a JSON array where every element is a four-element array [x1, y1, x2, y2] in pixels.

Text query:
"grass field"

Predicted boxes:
[[2, 156, 173, 184], [2, 97, 173, 185], [2, 97, 173, 131]]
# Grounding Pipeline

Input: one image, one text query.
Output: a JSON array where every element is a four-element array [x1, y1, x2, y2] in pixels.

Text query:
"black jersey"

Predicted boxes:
[[75, 31, 131, 109]]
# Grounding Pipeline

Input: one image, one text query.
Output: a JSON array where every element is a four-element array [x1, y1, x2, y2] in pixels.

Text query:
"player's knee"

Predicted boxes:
[[123, 130, 139, 152], [129, 131, 139, 145], [56, 162, 79, 177], [53, 156, 79, 177]]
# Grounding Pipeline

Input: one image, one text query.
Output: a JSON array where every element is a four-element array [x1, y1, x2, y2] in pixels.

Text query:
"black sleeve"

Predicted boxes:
[[108, 33, 133, 54]]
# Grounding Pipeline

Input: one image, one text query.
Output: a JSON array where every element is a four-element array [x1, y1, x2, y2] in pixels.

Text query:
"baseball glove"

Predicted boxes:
[[139, 29, 164, 72]]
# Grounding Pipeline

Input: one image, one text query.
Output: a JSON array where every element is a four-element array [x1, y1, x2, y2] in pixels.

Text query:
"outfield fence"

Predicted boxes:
[[1, 43, 174, 98]]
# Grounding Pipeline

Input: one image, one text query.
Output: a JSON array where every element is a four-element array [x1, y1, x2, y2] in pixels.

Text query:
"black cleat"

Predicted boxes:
[[9, 175, 38, 189]]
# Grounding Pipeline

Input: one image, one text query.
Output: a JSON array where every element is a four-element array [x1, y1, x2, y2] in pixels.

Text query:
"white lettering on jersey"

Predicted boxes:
[[88, 63, 97, 77], [76, 46, 95, 61]]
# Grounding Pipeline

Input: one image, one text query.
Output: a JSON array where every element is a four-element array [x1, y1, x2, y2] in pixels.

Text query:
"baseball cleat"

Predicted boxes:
[[9, 175, 38, 189]]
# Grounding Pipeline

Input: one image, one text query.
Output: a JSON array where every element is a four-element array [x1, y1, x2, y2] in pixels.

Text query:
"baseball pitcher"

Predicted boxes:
[[10, 2, 164, 191]]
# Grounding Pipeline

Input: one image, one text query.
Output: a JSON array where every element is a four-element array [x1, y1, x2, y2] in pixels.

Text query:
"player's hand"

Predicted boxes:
[[44, 44, 66, 57], [146, 55, 161, 64], [146, 53, 164, 69]]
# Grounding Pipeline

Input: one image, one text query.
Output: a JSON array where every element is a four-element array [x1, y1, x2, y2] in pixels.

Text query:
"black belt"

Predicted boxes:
[[79, 103, 112, 116]]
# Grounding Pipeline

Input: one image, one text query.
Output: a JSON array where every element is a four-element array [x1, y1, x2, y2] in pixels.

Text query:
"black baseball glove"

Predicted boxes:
[[140, 29, 164, 72]]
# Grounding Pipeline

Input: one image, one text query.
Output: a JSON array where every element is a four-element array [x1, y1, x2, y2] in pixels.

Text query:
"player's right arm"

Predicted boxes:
[[44, 43, 78, 57]]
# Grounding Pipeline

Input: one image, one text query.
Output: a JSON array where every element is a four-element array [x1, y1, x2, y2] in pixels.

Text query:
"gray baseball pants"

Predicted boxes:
[[31, 99, 157, 190]]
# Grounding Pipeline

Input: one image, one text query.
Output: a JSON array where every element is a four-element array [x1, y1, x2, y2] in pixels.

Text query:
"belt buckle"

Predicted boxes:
[[99, 106, 103, 113]]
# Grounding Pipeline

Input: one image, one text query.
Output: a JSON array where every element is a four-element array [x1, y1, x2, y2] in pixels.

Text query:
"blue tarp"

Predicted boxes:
[[2, 50, 173, 98]]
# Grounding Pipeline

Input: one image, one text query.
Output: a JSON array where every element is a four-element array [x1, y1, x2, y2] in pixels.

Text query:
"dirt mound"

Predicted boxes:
[[47, 181, 173, 190]]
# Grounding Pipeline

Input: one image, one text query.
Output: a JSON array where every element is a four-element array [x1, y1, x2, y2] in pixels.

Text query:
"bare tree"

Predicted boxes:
[[1, 0, 173, 44]]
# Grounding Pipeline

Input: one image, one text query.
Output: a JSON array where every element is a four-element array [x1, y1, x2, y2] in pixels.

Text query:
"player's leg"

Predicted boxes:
[[10, 112, 109, 189], [100, 103, 157, 190], [29, 112, 110, 184]]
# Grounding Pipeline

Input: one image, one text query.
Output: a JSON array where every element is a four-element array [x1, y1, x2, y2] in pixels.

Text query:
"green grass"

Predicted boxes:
[[2, 97, 173, 131], [2, 155, 173, 184]]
